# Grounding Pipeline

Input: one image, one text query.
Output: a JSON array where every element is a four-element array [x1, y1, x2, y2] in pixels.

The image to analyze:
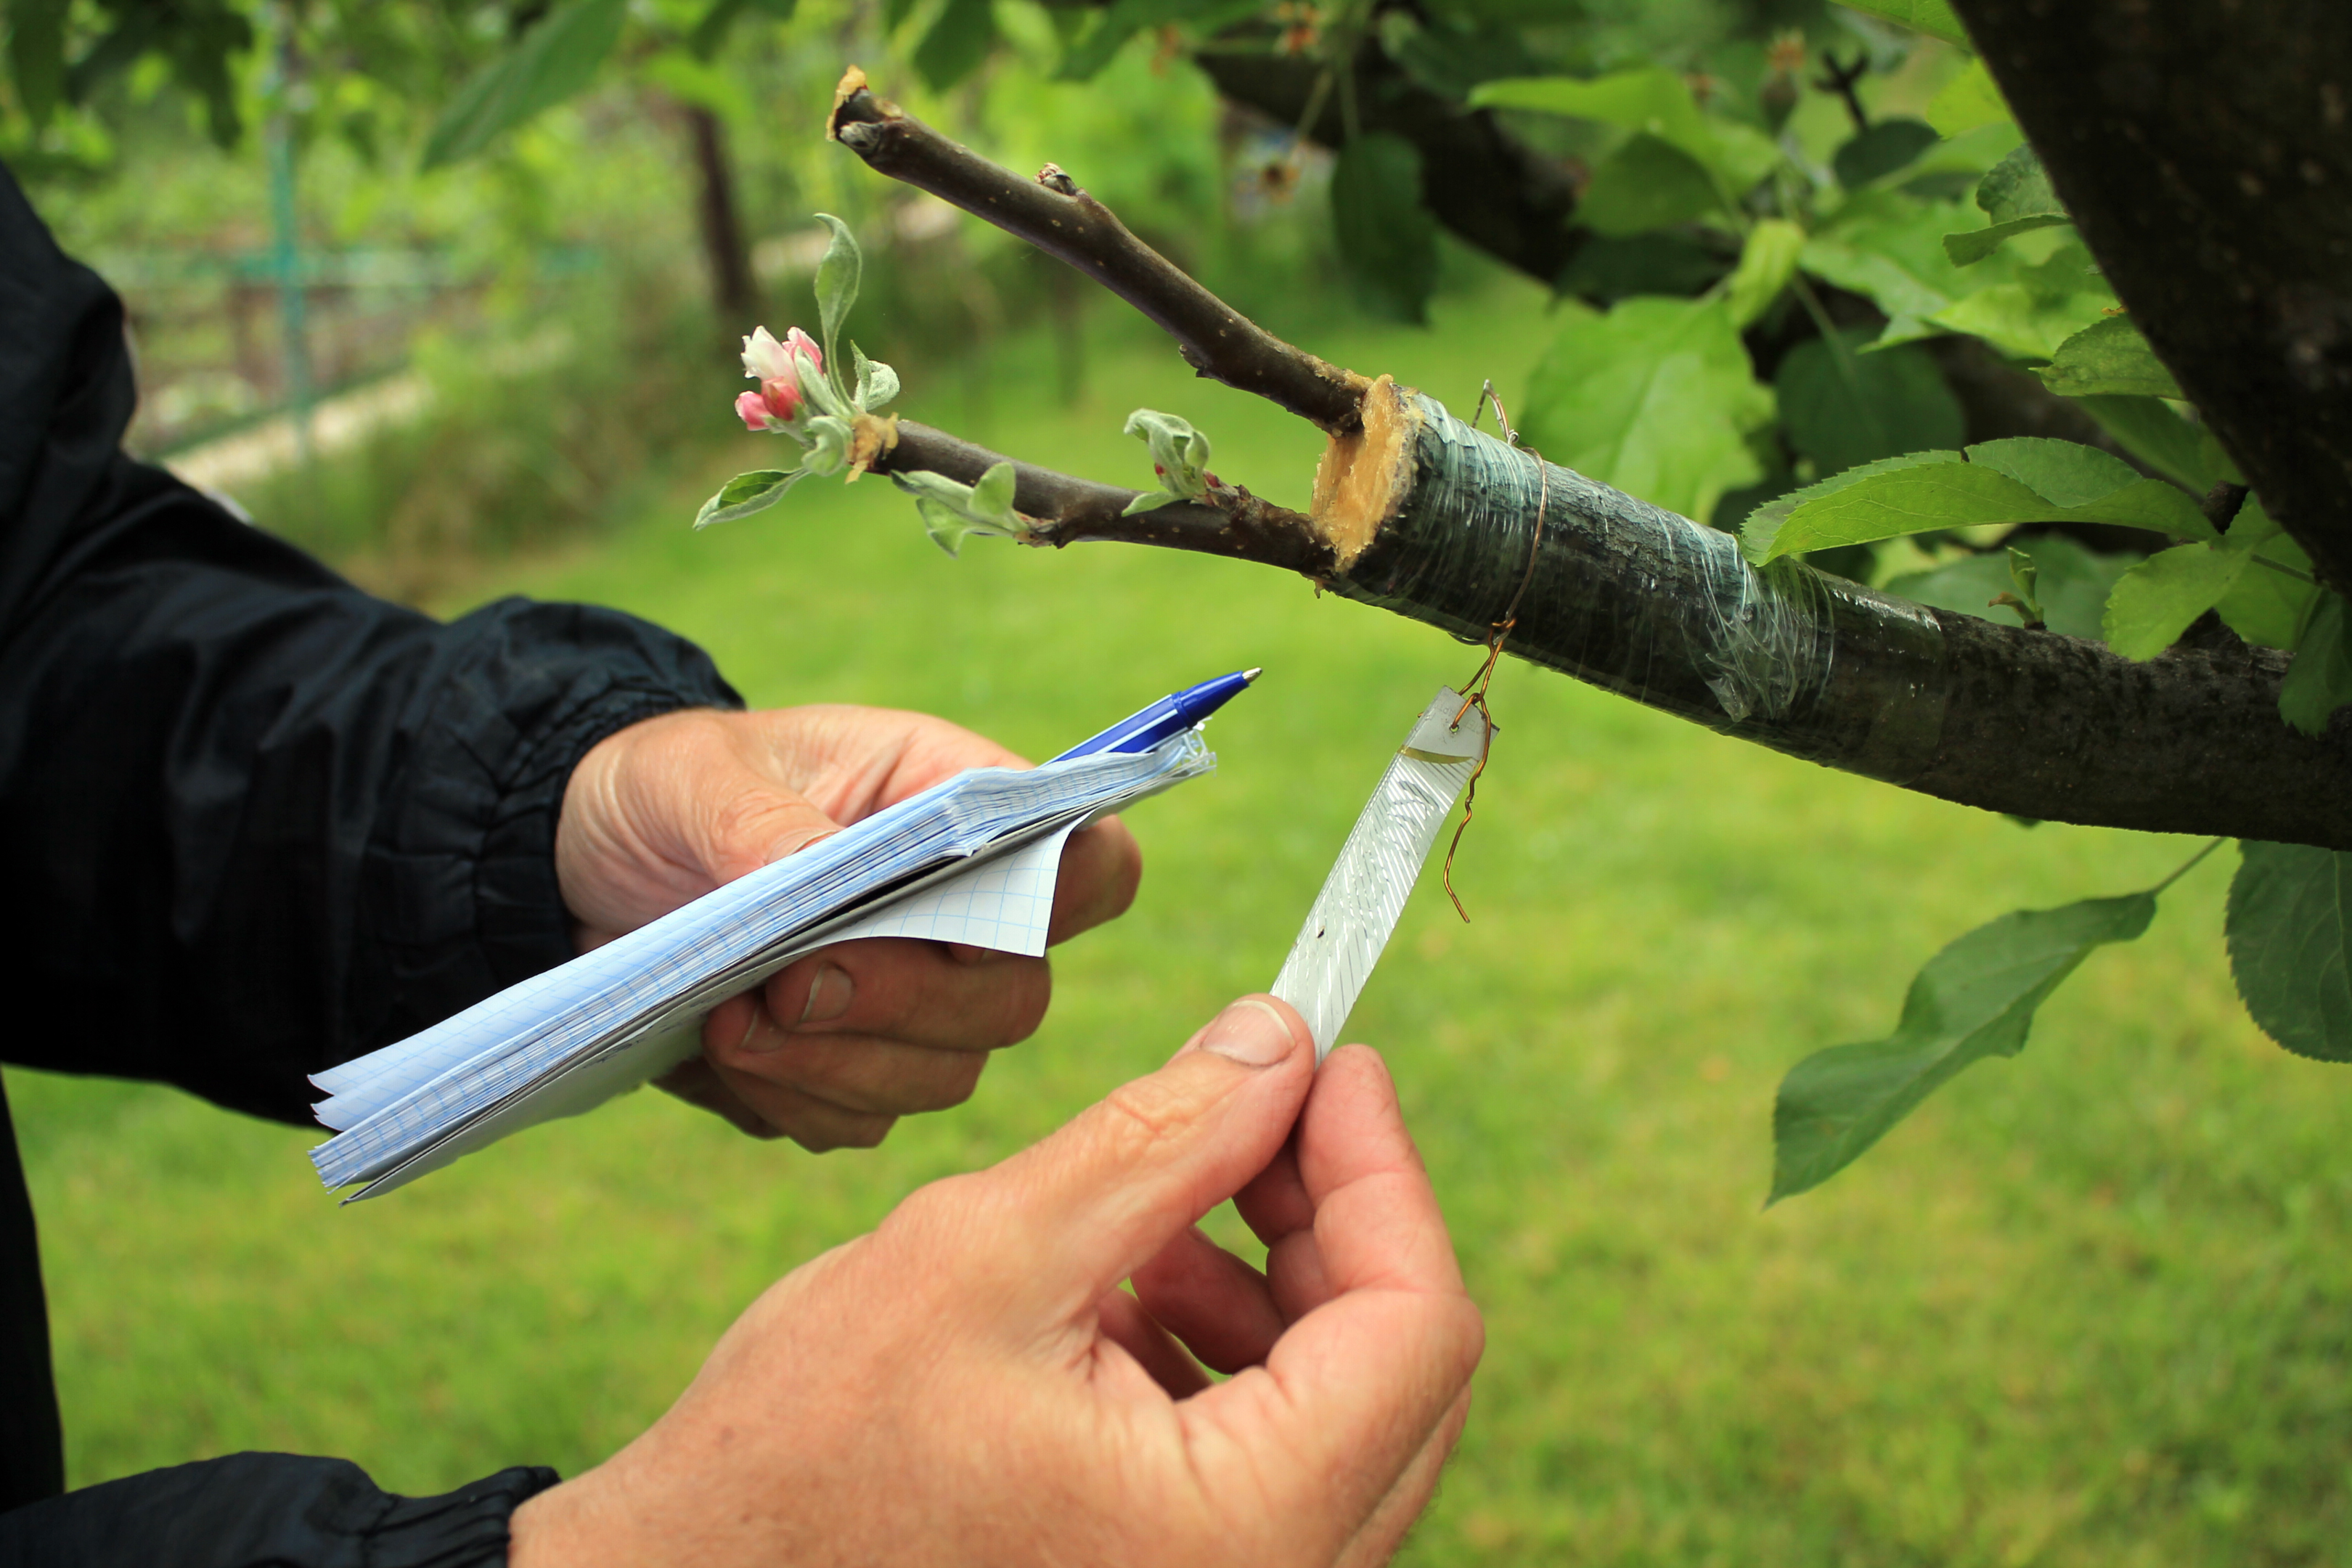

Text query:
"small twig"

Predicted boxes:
[[830, 73, 1371, 433], [874, 420, 1337, 575], [1813, 49, 1870, 131]]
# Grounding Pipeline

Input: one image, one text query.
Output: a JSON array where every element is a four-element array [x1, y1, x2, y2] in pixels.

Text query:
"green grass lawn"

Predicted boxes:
[[14, 272, 2351, 1566]]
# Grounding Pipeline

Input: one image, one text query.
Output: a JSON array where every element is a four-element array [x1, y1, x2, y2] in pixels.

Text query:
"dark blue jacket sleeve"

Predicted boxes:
[[0, 162, 738, 1556]]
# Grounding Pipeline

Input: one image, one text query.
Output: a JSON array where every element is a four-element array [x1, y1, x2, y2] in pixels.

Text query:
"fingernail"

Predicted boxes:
[[736, 1006, 775, 1054], [798, 963, 854, 1026], [1197, 998, 1295, 1068]]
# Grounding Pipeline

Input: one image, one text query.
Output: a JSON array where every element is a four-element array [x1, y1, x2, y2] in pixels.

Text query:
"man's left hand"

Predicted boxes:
[[557, 705, 1141, 1151]]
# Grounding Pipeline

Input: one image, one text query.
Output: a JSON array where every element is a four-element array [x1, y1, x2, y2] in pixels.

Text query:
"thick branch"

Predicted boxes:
[[870, 401, 2352, 849], [1191, 44, 1584, 288], [828, 77, 1368, 432], [1950, 0, 2352, 594]]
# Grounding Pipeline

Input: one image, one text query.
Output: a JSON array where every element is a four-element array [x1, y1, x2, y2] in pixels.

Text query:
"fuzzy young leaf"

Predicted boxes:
[[2101, 542, 2250, 659], [1122, 409, 1213, 499], [1522, 295, 1774, 526], [1119, 489, 1178, 517], [812, 214, 861, 388], [1331, 134, 1439, 324], [695, 468, 801, 528], [892, 462, 1025, 557], [1771, 891, 2157, 1202], [2279, 592, 2352, 736], [851, 343, 900, 412], [2228, 842, 2352, 1062], [1723, 219, 1805, 330], [422, 0, 626, 169], [2038, 315, 2182, 399]]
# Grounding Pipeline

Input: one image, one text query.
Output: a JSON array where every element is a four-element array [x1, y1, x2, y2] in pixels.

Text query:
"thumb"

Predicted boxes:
[[976, 995, 1314, 1318]]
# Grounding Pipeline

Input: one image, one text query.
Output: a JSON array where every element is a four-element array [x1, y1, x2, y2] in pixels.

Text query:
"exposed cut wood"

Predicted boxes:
[[1310, 375, 1419, 571]]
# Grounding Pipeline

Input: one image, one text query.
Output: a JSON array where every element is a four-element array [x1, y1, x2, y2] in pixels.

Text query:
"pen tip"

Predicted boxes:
[[1242, 666, 1262, 684]]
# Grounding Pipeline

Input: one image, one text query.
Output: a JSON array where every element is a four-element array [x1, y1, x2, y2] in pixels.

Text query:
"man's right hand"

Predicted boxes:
[[507, 995, 1482, 1567]]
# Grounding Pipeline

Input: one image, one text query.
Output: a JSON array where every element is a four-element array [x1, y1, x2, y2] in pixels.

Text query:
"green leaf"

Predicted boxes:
[[1576, 134, 1725, 238], [1469, 68, 1775, 195], [1120, 489, 1178, 517], [1771, 890, 2156, 1202], [1829, 0, 1969, 46], [1331, 133, 1439, 324], [850, 343, 900, 412], [1929, 282, 2112, 362], [1723, 219, 1805, 330], [1774, 328, 1964, 478], [1961, 436, 2142, 507], [2101, 542, 2250, 659], [2279, 591, 2352, 735], [2038, 315, 2182, 398], [2228, 842, 2352, 1062], [8, 0, 68, 125], [1050, 0, 1257, 82], [1943, 213, 2069, 266], [891, 462, 1026, 557], [1885, 533, 2137, 640], [913, 0, 997, 90], [694, 469, 801, 528], [1378, 12, 1544, 102], [1521, 295, 1776, 525], [1926, 58, 2008, 136], [2215, 529, 2317, 650], [812, 213, 859, 388], [421, 0, 627, 170], [1834, 118, 1940, 189], [1123, 409, 1213, 498], [2075, 394, 2221, 491], [1976, 142, 2062, 224], [2220, 846, 2352, 1067], [1744, 450, 1961, 560], [1751, 446, 2214, 563], [1559, 233, 1726, 303]]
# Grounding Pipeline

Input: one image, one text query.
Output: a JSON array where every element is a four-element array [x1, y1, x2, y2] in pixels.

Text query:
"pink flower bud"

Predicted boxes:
[[741, 324, 825, 385], [735, 390, 775, 431], [783, 326, 823, 377], [760, 377, 802, 422]]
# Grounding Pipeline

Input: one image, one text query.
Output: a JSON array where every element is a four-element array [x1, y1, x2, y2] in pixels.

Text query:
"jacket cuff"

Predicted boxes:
[[349, 597, 743, 1059], [359, 1464, 563, 1567]]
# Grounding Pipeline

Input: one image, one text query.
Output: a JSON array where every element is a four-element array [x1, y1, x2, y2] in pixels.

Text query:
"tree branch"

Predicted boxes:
[[828, 73, 1369, 433], [1949, 0, 2352, 595], [831, 68, 2352, 849]]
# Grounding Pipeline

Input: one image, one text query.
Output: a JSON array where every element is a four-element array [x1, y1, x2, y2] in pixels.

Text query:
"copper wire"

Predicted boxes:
[[1442, 380, 1549, 921]]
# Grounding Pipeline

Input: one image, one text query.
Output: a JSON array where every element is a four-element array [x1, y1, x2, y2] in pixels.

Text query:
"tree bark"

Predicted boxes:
[[686, 103, 758, 325], [1950, 0, 2352, 594]]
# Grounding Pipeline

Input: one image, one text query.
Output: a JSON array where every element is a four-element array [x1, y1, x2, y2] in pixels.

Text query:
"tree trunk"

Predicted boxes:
[[685, 104, 758, 325], [1948, 0, 2352, 595]]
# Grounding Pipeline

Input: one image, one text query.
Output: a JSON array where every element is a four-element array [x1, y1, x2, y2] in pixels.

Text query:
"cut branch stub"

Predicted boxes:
[[828, 73, 1370, 433]]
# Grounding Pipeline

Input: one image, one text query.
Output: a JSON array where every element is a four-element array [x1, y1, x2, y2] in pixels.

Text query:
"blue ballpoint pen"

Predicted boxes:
[[1048, 669, 1262, 761]]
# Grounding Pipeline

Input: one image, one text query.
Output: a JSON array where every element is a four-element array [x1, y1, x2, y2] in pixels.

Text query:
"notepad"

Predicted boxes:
[[310, 731, 1213, 1201]]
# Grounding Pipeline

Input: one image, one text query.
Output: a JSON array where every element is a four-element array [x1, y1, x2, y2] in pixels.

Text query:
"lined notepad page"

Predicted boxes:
[[310, 732, 1211, 1199]]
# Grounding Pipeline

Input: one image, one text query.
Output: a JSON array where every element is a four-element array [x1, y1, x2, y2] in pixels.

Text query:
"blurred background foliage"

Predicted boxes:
[[9, 0, 2349, 1561]]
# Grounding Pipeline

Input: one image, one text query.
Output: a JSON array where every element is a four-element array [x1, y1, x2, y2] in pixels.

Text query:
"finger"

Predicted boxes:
[[759, 941, 1051, 1053], [1130, 1225, 1288, 1375], [1095, 1289, 1211, 1400], [944, 995, 1314, 1318], [1183, 1046, 1481, 1532], [1334, 1384, 1474, 1568], [1234, 1138, 1314, 1248], [653, 1054, 783, 1140], [1047, 817, 1142, 945], [715, 1018, 989, 1116], [708, 1065, 898, 1152]]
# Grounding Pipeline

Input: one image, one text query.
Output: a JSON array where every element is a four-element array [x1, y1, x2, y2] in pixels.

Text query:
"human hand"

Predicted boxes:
[[507, 995, 1482, 1568], [556, 705, 1141, 1149]]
